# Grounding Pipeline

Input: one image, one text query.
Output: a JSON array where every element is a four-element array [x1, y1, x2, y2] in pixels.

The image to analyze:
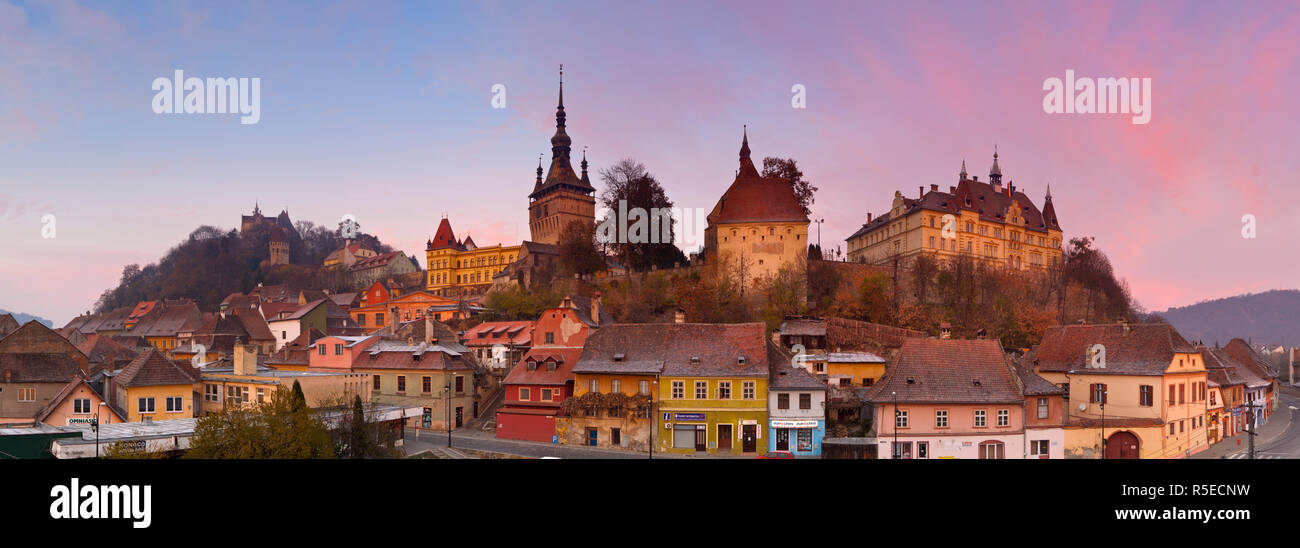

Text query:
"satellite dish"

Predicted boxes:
[[1078, 403, 1087, 412]]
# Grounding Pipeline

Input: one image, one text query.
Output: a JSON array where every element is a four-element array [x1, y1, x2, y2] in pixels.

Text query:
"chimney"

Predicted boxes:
[[939, 322, 952, 340], [930, 184, 939, 192], [918, 186, 924, 198], [1120, 318, 1130, 335], [591, 293, 602, 324], [867, 213, 873, 223], [390, 306, 399, 333], [233, 342, 257, 376], [675, 308, 687, 324], [949, 186, 956, 194], [424, 307, 436, 344]]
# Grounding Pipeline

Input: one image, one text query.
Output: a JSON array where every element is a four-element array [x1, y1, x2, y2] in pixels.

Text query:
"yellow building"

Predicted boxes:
[[425, 218, 520, 297], [825, 352, 888, 388], [197, 344, 368, 415], [1033, 322, 1210, 459], [108, 348, 200, 423], [846, 150, 1063, 270], [702, 129, 810, 286]]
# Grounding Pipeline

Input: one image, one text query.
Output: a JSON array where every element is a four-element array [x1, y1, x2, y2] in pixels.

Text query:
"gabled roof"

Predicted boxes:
[[1012, 361, 1065, 396], [464, 321, 534, 347], [428, 218, 461, 251], [0, 321, 88, 382], [1034, 323, 1195, 376], [35, 377, 124, 424], [706, 131, 808, 225], [115, 348, 200, 387], [780, 318, 826, 337], [505, 347, 585, 385], [863, 338, 1021, 404], [574, 323, 767, 378], [1222, 338, 1277, 382]]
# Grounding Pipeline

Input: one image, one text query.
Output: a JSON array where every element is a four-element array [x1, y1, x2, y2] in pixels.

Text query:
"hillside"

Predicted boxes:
[[92, 219, 409, 314], [0, 309, 52, 327], [1159, 289, 1300, 347]]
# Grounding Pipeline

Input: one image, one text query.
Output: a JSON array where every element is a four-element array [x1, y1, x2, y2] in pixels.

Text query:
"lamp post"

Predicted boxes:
[[814, 219, 825, 254], [446, 381, 453, 448], [892, 391, 898, 460], [1100, 386, 1108, 459], [649, 380, 658, 460], [93, 402, 107, 458]]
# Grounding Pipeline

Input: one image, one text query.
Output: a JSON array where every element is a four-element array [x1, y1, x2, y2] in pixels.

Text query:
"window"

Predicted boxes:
[[892, 441, 913, 459], [589, 379, 599, 393], [1179, 384, 1185, 404], [542, 388, 553, 401], [935, 410, 949, 428], [226, 386, 248, 404], [138, 397, 156, 414], [1090, 383, 1108, 404], [545, 332, 555, 344], [978, 441, 1005, 459], [671, 381, 684, 399], [1037, 398, 1049, 419], [1169, 384, 1175, 405], [612, 379, 622, 394], [397, 376, 406, 393], [778, 393, 790, 410], [639, 380, 649, 395], [205, 384, 220, 402], [917, 441, 929, 459], [15, 388, 34, 402], [423, 376, 432, 393], [519, 387, 531, 401], [256, 388, 265, 404], [1030, 440, 1049, 456], [1210, 391, 1217, 406], [372, 375, 381, 391], [333, 343, 342, 356], [1139, 385, 1153, 407], [73, 398, 91, 414], [375, 313, 384, 325], [166, 396, 183, 412], [895, 409, 909, 428], [974, 409, 987, 427], [717, 381, 731, 400], [318, 344, 326, 356], [799, 393, 811, 410], [695, 381, 707, 399], [997, 409, 1009, 427], [743, 381, 755, 400], [455, 376, 464, 393]]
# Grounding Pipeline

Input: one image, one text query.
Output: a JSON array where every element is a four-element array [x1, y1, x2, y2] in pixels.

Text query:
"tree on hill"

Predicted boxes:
[[557, 221, 607, 277], [597, 159, 688, 272], [761, 157, 818, 216]]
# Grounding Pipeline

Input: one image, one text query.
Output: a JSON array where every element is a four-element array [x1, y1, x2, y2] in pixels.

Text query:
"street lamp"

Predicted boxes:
[[649, 379, 658, 460], [892, 391, 898, 460], [446, 381, 453, 449], [1100, 387, 1107, 460], [93, 402, 107, 458]]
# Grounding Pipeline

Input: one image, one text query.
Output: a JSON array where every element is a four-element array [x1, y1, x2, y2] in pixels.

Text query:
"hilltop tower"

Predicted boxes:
[[528, 65, 596, 245]]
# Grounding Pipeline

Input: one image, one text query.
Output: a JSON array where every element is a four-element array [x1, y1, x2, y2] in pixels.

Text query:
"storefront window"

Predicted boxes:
[[796, 429, 813, 452]]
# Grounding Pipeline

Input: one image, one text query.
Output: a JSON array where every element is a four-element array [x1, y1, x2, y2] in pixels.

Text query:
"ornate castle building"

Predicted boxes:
[[845, 149, 1063, 269], [528, 67, 596, 246], [426, 217, 521, 297]]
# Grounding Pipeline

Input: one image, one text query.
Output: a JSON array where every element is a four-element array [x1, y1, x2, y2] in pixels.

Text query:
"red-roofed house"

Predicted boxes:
[[108, 348, 200, 423], [463, 320, 533, 373], [495, 295, 607, 442]]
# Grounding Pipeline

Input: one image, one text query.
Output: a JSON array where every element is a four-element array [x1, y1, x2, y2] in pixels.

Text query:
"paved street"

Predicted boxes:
[[402, 427, 706, 459], [1192, 392, 1298, 459]]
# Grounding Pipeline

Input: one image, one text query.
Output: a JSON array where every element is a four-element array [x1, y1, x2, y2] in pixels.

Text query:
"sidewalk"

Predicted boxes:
[[1193, 399, 1294, 459]]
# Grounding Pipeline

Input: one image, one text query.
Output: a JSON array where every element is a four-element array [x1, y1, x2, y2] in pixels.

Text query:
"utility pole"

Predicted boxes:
[[892, 391, 898, 459], [814, 219, 825, 252], [1246, 403, 1256, 460]]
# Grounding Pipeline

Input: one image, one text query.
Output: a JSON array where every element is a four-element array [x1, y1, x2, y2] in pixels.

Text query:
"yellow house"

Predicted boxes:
[[559, 325, 664, 452], [825, 352, 888, 388], [197, 343, 368, 415], [1032, 322, 1209, 459], [652, 322, 771, 455], [846, 150, 1063, 270], [702, 129, 810, 287], [109, 348, 200, 423], [425, 218, 520, 297]]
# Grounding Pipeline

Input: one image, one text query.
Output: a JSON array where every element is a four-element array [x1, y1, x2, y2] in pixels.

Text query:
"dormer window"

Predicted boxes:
[[613, 353, 625, 362], [737, 356, 746, 365], [690, 356, 700, 363]]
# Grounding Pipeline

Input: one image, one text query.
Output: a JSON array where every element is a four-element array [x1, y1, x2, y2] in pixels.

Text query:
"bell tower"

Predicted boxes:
[[528, 65, 596, 245]]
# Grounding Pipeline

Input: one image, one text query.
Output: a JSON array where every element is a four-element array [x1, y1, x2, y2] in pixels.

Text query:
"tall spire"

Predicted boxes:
[[1045, 182, 1052, 201], [536, 155, 544, 184], [550, 64, 572, 157], [580, 146, 589, 180], [737, 125, 758, 178], [959, 159, 968, 181]]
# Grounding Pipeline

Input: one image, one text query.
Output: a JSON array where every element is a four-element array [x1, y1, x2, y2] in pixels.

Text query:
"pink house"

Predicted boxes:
[[308, 335, 378, 370]]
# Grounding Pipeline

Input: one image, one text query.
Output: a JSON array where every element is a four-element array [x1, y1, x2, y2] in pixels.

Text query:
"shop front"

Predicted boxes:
[[769, 418, 824, 456]]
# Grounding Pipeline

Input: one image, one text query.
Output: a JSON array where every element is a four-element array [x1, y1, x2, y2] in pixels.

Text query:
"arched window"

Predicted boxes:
[[978, 441, 1005, 459]]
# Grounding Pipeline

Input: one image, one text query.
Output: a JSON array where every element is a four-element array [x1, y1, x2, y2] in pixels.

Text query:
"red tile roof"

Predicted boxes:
[[863, 338, 1022, 404], [1034, 323, 1195, 376], [574, 322, 768, 378], [115, 348, 200, 387], [707, 133, 808, 225], [504, 347, 584, 386]]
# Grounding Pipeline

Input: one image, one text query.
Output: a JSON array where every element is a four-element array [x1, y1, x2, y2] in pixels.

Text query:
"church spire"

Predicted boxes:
[[580, 146, 589, 181], [737, 125, 758, 178], [959, 159, 967, 181], [550, 64, 571, 152]]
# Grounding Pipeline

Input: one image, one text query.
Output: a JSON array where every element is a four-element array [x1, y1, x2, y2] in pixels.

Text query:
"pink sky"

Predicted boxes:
[[1, 1, 1298, 325]]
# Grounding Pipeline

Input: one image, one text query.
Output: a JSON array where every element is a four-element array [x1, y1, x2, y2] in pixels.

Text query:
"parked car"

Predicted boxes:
[[758, 450, 794, 459]]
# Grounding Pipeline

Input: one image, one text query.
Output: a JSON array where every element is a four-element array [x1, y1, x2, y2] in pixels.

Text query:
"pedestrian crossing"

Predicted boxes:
[[1224, 453, 1288, 459]]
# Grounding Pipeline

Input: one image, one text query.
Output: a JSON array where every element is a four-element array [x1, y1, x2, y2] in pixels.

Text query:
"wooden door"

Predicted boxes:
[[742, 425, 757, 453], [1106, 431, 1140, 459], [718, 424, 732, 451]]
